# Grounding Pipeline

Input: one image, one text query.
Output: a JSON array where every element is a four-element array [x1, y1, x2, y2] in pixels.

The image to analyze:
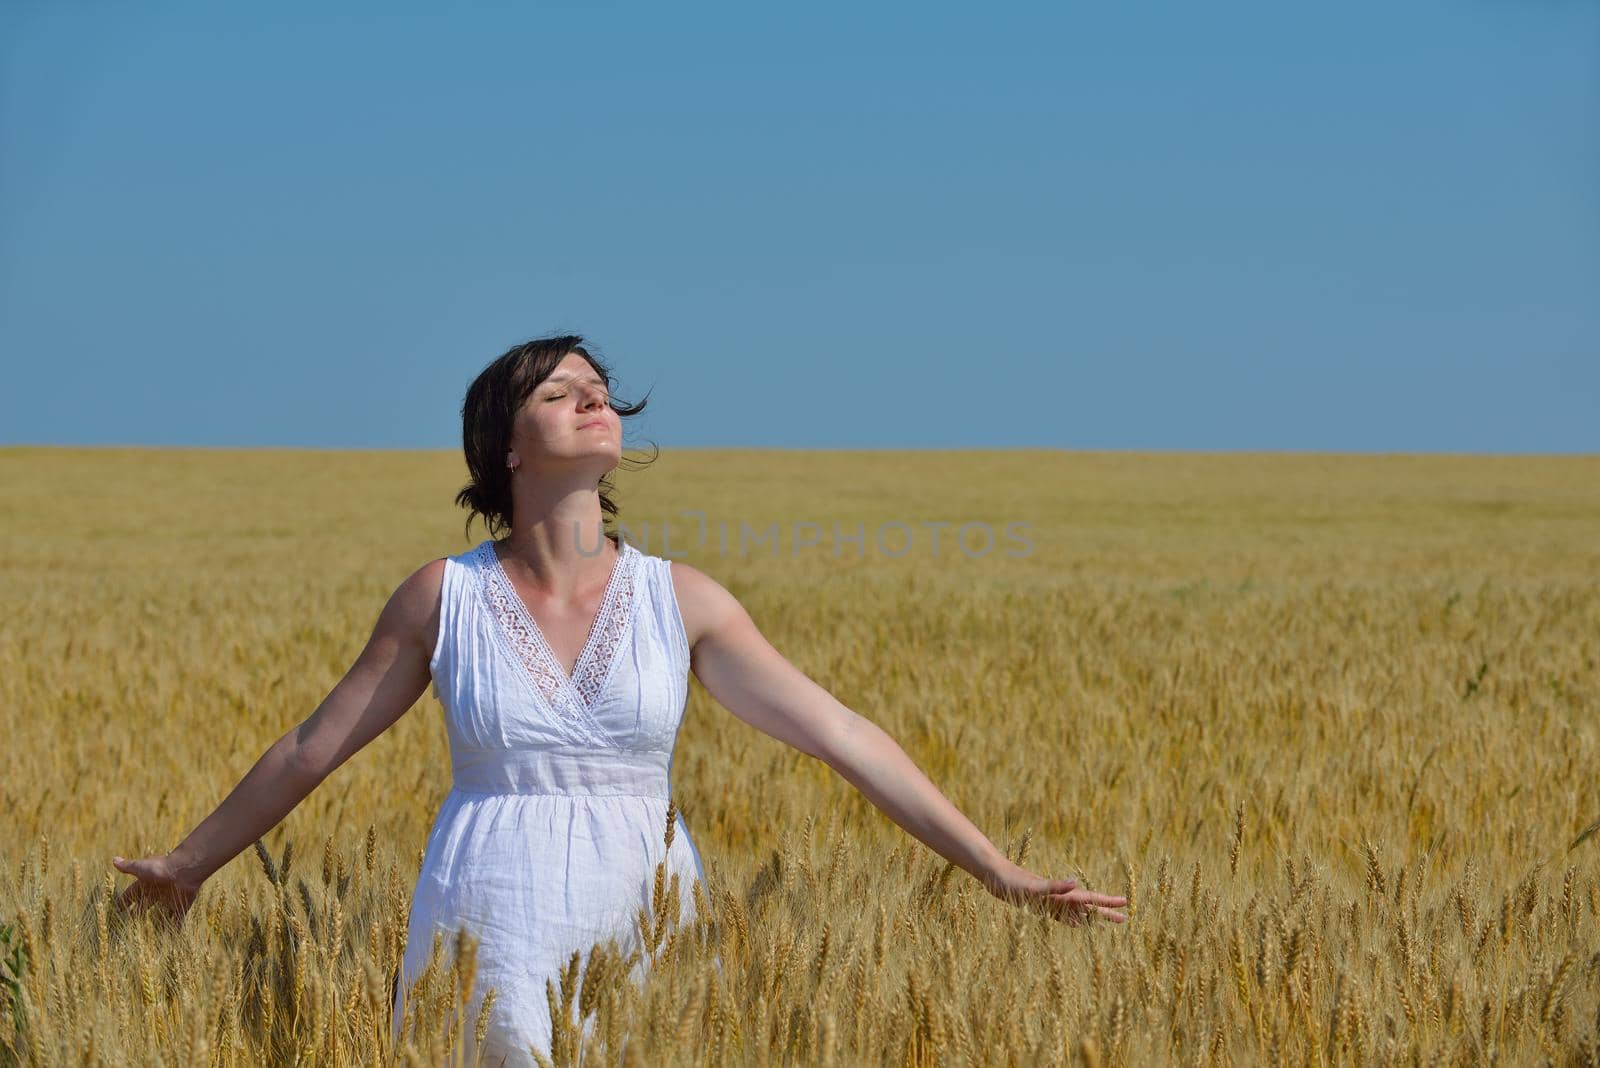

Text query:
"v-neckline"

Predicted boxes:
[[485, 537, 631, 689]]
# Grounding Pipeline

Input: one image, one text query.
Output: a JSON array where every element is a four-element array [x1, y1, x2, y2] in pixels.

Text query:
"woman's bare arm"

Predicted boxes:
[[113, 558, 444, 918], [668, 560, 1128, 926]]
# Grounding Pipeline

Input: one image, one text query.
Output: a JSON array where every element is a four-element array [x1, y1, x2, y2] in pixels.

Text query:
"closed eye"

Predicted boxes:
[[542, 384, 609, 403]]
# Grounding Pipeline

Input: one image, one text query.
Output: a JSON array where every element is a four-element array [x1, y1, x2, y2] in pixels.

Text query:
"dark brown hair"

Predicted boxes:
[[454, 334, 655, 541]]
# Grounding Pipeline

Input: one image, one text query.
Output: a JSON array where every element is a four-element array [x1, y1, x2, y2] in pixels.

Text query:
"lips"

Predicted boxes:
[[578, 419, 608, 431]]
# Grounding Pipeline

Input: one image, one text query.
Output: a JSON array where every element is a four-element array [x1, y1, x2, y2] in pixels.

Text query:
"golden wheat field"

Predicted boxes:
[[1, 446, 1598, 1067]]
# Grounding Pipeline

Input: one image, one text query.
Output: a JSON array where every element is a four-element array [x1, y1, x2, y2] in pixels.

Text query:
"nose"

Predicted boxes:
[[577, 383, 607, 410]]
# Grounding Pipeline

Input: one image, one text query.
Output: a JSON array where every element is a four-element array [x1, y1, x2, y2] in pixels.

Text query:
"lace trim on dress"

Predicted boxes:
[[473, 540, 640, 746], [568, 551, 638, 710]]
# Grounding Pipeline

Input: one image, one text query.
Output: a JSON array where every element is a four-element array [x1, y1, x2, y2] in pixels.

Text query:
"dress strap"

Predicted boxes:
[[654, 557, 692, 679], [428, 551, 463, 699]]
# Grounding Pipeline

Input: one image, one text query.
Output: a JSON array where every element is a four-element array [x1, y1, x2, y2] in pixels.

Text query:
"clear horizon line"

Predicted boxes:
[[2, 442, 1596, 459]]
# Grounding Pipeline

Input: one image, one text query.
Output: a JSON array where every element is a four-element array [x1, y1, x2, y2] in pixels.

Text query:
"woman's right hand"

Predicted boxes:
[[112, 854, 203, 926]]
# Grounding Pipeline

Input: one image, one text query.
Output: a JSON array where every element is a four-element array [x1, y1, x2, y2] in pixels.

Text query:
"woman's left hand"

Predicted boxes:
[[981, 862, 1130, 926]]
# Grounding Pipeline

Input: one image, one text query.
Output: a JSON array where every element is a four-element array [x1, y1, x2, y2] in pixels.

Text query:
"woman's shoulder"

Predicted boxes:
[[407, 539, 498, 600], [392, 555, 451, 618], [653, 556, 744, 651], [354, 555, 452, 668]]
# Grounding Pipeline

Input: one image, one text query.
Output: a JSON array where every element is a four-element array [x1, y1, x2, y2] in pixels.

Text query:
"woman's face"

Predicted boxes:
[[509, 352, 621, 473]]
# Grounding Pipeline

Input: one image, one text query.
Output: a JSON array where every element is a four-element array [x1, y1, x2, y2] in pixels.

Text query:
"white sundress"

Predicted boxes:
[[392, 534, 713, 1065]]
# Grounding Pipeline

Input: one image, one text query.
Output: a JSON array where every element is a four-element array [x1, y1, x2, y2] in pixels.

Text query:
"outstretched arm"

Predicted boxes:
[[669, 562, 1128, 926], [112, 557, 444, 923]]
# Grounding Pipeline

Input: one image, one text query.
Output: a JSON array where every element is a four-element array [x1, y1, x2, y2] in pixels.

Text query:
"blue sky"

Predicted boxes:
[[2, 1, 1595, 451]]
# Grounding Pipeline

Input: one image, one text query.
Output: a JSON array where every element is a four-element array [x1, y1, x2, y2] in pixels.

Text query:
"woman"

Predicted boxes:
[[112, 334, 1129, 1064]]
